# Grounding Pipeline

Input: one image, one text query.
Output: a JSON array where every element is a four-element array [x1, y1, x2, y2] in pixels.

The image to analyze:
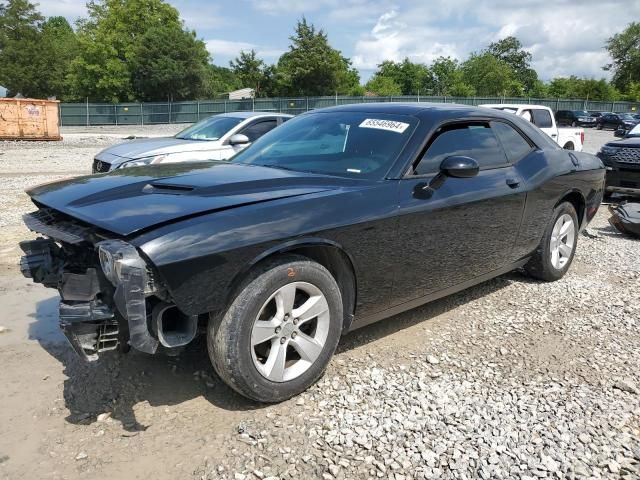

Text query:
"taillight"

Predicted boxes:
[[581, 131, 584, 144]]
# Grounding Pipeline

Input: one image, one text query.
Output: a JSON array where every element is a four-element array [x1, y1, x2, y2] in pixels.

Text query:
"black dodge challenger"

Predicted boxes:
[[20, 104, 605, 402]]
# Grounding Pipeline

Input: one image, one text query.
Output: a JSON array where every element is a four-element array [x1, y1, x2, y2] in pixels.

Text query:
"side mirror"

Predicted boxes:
[[614, 129, 625, 138], [229, 134, 250, 146], [440, 155, 479, 178]]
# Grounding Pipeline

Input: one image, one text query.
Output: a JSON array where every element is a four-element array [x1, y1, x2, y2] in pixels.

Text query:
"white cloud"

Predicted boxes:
[[352, 9, 462, 71], [251, 0, 388, 22], [36, 0, 230, 35], [205, 39, 284, 60], [352, 0, 639, 80], [37, 0, 87, 21]]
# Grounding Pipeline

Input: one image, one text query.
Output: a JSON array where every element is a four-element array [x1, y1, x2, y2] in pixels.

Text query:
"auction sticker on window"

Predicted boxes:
[[359, 118, 410, 134]]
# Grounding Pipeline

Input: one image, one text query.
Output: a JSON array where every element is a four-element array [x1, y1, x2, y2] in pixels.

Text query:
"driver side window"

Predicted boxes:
[[414, 122, 507, 175], [239, 120, 278, 142]]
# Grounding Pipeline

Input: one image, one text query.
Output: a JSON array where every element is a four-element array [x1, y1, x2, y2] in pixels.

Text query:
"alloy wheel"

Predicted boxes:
[[550, 213, 575, 269], [251, 282, 330, 382]]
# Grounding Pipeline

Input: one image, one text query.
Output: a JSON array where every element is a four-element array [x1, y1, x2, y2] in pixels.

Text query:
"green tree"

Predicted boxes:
[[365, 75, 402, 96], [131, 24, 210, 101], [230, 50, 271, 96], [202, 64, 240, 97], [0, 0, 44, 97], [40, 16, 78, 100], [548, 76, 619, 100], [372, 58, 432, 95], [276, 18, 359, 96], [68, 0, 185, 101], [449, 81, 475, 97], [486, 36, 538, 92], [430, 56, 458, 95], [462, 53, 517, 96], [528, 79, 549, 98], [349, 84, 366, 96], [626, 81, 640, 101], [430, 56, 475, 96], [605, 22, 640, 92]]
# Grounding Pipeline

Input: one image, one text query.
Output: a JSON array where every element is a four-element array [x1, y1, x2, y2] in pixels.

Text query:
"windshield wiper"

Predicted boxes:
[[252, 163, 303, 173]]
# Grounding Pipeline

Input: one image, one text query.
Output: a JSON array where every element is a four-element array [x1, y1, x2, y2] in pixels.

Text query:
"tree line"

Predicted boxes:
[[0, 0, 639, 103]]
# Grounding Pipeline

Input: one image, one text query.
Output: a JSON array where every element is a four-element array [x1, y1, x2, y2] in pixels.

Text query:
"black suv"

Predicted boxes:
[[596, 113, 639, 131], [599, 127, 640, 197], [555, 110, 596, 127]]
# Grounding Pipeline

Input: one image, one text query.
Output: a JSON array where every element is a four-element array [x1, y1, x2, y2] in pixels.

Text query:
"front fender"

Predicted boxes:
[[225, 237, 355, 295], [131, 191, 362, 316]]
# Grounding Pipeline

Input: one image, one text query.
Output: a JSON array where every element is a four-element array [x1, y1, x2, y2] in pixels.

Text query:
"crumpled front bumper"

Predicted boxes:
[[19, 237, 159, 360]]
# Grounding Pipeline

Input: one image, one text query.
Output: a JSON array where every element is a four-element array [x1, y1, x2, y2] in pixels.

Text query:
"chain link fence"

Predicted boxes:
[[59, 96, 639, 126]]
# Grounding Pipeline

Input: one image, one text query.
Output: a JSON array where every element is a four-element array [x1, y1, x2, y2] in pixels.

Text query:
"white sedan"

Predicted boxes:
[[92, 112, 292, 172]]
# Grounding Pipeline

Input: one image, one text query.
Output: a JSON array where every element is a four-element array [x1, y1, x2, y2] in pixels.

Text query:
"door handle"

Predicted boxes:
[[506, 177, 520, 188]]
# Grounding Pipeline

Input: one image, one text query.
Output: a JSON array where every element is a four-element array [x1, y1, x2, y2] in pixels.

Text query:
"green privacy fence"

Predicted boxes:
[[59, 96, 639, 126]]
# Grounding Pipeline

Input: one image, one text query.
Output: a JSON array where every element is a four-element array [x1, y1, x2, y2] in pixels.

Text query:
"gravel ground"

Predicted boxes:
[[0, 125, 638, 480]]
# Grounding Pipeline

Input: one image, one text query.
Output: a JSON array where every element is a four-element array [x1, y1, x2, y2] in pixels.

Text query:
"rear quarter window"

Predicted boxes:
[[491, 122, 533, 163]]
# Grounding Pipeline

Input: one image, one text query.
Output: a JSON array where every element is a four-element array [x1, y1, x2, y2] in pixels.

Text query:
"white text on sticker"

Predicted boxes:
[[359, 118, 410, 134]]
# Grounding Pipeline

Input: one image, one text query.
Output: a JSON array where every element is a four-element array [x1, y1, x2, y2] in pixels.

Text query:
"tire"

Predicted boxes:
[[208, 255, 343, 403], [596, 123, 602, 130], [571, 121, 577, 127], [525, 202, 579, 282], [563, 142, 575, 150]]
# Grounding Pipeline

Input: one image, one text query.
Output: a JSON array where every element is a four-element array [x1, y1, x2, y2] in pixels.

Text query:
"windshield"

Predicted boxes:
[[231, 112, 417, 179], [175, 116, 243, 141], [620, 113, 636, 121], [573, 110, 590, 116], [627, 124, 640, 137]]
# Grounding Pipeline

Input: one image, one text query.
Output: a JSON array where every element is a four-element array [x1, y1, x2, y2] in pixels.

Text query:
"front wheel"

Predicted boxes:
[[208, 255, 343, 402], [525, 202, 579, 282]]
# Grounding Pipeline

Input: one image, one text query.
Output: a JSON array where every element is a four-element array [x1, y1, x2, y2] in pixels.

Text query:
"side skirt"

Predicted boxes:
[[348, 258, 529, 332]]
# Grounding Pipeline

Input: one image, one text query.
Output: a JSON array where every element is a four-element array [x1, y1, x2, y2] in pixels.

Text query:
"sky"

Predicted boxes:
[[36, 0, 637, 83]]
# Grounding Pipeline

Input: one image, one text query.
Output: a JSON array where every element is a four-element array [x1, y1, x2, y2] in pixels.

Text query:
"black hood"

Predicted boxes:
[[607, 138, 640, 148], [27, 162, 360, 236]]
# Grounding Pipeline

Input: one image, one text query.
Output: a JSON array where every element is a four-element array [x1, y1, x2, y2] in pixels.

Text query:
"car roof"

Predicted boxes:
[[311, 102, 514, 118], [217, 111, 293, 119], [478, 103, 550, 110]]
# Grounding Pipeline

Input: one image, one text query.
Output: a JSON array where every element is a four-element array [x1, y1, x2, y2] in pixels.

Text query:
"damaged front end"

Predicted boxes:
[[20, 208, 197, 360]]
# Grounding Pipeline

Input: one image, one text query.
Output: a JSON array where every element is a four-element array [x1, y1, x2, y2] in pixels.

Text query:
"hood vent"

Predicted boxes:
[[143, 183, 195, 195]]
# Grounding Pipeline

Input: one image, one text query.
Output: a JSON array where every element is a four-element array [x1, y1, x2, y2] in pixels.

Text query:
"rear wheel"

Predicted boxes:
[[208, 255, 343, 402], [525, 202, 578, 282]]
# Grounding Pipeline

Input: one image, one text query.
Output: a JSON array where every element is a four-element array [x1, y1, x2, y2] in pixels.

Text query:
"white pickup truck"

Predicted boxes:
[[480, 104, 584, 151]]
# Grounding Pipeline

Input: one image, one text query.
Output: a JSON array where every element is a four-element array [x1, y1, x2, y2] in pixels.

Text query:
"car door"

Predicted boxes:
[[391, 120, 528, 306]]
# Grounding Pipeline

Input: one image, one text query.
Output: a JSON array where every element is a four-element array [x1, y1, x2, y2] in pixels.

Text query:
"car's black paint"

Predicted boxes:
[[439, 156, 480, 178], [597, 113, 639, 131], [598, 138, 640, 195], [26, 103, 605, 330]]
